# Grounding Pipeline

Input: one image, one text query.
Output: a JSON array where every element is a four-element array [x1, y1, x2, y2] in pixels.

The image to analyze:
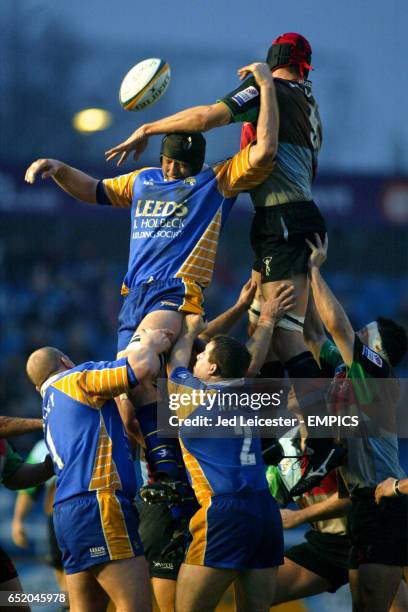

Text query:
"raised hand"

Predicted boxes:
[[105, 126, 149, 166], [25, 159, 63, 184]]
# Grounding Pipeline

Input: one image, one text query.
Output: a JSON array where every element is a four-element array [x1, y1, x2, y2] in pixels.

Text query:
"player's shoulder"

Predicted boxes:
[[352, 336, 390, 377], [169, 366, 204, 390], [137, 166, 161, 178]]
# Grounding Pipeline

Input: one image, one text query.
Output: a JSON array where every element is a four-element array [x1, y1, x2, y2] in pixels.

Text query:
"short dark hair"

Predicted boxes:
[[208, 335, 251, 378], [377, 317, 408, 367]]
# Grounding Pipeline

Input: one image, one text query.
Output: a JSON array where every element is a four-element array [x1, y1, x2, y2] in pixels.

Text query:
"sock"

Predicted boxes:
[[136, 402, 184, 480], [258, 360, 285, 379], [284, 351, 328, 419]]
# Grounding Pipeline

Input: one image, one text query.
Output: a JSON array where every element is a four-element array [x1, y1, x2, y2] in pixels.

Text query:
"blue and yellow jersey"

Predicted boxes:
[[98, 145, 274, 294], [168, 367, 268, 507], [41, 359, 138, 505]]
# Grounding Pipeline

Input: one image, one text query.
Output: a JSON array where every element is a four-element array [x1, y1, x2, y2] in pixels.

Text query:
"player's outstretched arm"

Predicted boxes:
[[0, 416, 42, 437], [307, 234, 355, 366], [240, 62, 279, 167], [280, 493, 351, 528], [375, 477, 408, 503], [4, 456, 54, 491], [169, 315, 207, 371], [25, 159, 99, 204], [303, 291, 328, 363], [199, 279, 256, 342], [105, 103, 230, 166]]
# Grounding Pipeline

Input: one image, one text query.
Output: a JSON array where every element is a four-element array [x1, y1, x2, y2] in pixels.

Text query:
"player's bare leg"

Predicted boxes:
[[234, 567, 278, 611], [136, 310, 183, 340], [272, 557, 330, 603], [175, 564, 238, 612], [263, 273, 309, 362], [349, 565, 403, 612], [263, 274, 346, 495], [116, 309, 183, 453], [248, 269, 280, 364], [92, 557, 152, 612], [64, 570, 109, 612], [151, 577, 176, 612], [390, 578, 408, 612]]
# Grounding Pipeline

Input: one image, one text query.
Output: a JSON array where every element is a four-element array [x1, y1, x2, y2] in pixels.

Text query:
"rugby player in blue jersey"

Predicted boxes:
[[167, 314, 284, 612], [25, 62, 278, 352], [25, 329, 172, 612], [25, 62, 279, 524]]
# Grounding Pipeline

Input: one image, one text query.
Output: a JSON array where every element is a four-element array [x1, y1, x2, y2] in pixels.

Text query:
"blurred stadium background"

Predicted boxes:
[[1, 1, 407, 610]]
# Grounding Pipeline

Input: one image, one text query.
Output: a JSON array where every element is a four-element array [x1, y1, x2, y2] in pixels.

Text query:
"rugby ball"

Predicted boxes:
[[119, 58, 171, 112]]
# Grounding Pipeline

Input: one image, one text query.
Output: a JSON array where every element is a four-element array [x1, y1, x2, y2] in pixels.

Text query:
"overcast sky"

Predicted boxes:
[[3, 0, 408, 172]]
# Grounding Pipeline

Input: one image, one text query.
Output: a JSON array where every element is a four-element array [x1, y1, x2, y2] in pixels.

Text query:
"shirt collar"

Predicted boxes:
[[40, 372, 66, 398]]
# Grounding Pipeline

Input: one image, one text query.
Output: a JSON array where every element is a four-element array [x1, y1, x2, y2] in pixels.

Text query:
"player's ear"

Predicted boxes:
[[208, 362, 218, 376], [61, 355, 75, 369]]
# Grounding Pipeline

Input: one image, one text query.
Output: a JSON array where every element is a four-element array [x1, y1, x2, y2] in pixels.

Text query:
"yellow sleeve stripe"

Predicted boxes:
[[215, 144, 275, 198], [53, 366, 129, 409], [182, 257, 213, 272], [102, 170, 141, 208]]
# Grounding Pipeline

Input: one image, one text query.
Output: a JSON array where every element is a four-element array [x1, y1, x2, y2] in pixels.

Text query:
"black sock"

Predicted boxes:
[[284, 351, 321, 379], [284, 351, 328, 420], [136, 402, 184, 480], [258, 361, 285, 379]]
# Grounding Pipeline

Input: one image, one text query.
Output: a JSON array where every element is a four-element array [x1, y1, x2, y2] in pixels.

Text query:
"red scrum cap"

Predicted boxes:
[[266, 32, 313, 79]]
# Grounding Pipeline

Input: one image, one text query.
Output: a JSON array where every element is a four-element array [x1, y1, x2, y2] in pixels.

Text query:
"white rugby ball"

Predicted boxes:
[[119, 58, 171, 112]]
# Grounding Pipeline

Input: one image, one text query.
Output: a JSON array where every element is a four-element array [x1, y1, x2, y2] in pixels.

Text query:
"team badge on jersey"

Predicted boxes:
[[232, 86, 259, 107], [362, 345, 383, 367]]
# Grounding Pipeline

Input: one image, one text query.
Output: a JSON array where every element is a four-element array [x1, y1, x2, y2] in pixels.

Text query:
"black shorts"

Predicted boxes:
[[348, 489, 408, 568], [251, 201, 326, 282], [0, 545, 18, 584], [47, 516, 63, 570], [285, 530, 350, 593], [136, 501, 185, 581]]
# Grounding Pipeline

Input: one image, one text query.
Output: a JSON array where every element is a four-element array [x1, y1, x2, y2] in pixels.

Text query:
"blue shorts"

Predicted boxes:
[[185, 490, 284, 570], [117, 278, 205, 352], [53, 492, 143, 574]]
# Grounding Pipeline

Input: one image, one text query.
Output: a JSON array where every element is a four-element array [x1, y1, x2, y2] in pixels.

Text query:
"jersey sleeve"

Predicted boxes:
[[320, 340, 344, 370], [168, 367, 208, 420], [17, 440, 48, 496], [98, 170, 141, 208], [52, 358, 131, 409], [217, 76, 260, 124], [1, 442, 24, 483], [351, 336, 390, 378], [213, 144, 274, 198]]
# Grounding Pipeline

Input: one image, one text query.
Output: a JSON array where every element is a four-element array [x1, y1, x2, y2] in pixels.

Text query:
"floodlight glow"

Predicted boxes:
[[72, 108, 112, 133]]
